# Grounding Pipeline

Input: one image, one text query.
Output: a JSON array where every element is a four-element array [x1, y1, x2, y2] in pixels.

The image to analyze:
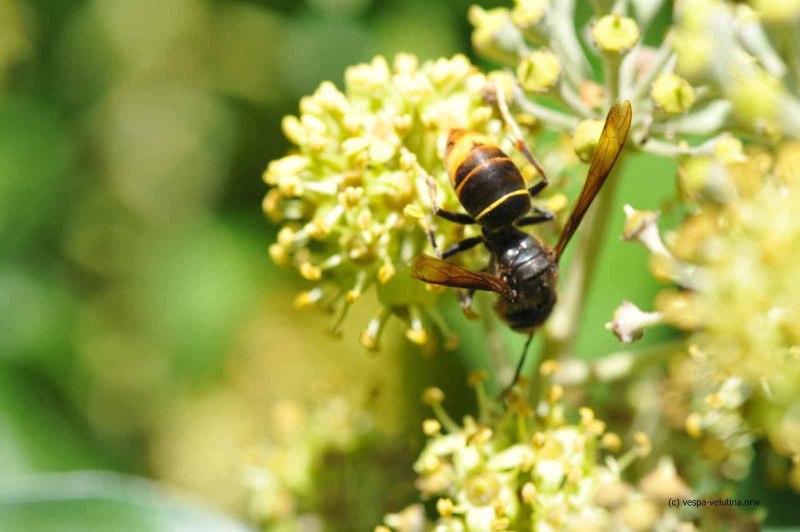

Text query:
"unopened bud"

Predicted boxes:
[[651, 74, 696, 114], [592, 15, 640, 54], [572, 119, 604, 163], [517, 49, 561, 93]]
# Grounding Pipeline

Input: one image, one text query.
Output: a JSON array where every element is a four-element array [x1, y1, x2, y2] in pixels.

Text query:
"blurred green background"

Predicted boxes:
[[0, 0, 796, 530]]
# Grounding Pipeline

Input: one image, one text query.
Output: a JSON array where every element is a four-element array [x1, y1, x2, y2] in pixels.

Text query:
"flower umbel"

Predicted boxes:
[[378, 377, 724, 531], [264, 54, 504, 350], [615, 145, 800, 483]]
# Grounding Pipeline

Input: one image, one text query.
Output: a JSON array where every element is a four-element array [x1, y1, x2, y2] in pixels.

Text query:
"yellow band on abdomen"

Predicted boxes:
[[475, 189, 530, 220]]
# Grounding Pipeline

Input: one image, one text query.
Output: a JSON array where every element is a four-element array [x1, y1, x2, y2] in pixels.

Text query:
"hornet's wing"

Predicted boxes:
[[411, 255, 511, 296], [554, 100, 632, 261]]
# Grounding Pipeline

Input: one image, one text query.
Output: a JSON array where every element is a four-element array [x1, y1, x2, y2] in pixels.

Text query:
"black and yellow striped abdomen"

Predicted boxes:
[[444, 130, 531, 229]]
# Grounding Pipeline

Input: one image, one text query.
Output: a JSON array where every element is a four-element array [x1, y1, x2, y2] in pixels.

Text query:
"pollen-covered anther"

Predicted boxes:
[[578, 407, 595, 425], [547, 384, 564, 403], [685, 412, 703, 438], [443, 334, 460, 350], [378, 263, 396, 284], [521, 482, 537, 504], [402, 204, 425, 220], [360, 308, 391, 351], [704, 392, 725, 409], [337, 186, 364, 208], [264, 154, 309, 185], [622, 205, 670, 256], [306, 220, 331, 240], [268, 243, 289, 266], [531, 431, 546, 448], [471, 426, 494, 445], [423, 418, 442, 436], [601, 432, 622, 452], [406, 307, 429, 345], [345, 290, 361, 303], [633, 432, 652, 457], [588, 419, 606, 436], [436, 498, 455, 518], [591, 15, 641, 54], [294, 288, 324, 309], [277, 174, 304, 196], [423, 387, 445, 406], [468, 369, 489, 387], [280, 115, 305, 145], [262, 188, 283, 220], [605, 300, 663, 344], [539, 359, 560, 376]]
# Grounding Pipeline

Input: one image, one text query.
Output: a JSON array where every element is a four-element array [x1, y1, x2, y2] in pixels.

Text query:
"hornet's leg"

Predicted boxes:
[[441, 236, 484, 259], [456, 288, 480, 320], [501, 332, 535, 398], [493, 80, 549, 197], [424, 167, 475, 224], [516, 208, 555, 228], [441, 236, 484, 317], [423, 167, 475, 257]]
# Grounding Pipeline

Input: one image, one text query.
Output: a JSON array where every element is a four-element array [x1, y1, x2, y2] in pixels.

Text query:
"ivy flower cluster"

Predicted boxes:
[[671, 0, 800, 137], [263, 53, 559, 351], [244, 398, 373, 528], [374, 374, 751, 532], [260, 0, 800, 526], [609, 143, 800, 487], [264, 0, 759, 351]]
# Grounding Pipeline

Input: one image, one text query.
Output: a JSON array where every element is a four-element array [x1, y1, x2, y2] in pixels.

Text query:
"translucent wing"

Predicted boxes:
[[411, 255, 511, 295], [554, 100, 632, 261]]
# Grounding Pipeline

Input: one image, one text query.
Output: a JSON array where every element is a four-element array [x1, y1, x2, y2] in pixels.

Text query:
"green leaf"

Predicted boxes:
[[0, 471, 252, 532]]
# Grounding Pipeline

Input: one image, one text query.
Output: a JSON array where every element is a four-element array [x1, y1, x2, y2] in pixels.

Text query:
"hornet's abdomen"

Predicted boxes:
[[496, 262, 558, 332], [444, 130, 531, 229], [486, 228, 559, 333]]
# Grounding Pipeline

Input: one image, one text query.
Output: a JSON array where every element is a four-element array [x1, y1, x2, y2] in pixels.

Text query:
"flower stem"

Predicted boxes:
[[479, 295, 511, 385], [543, 157, 627, 361]]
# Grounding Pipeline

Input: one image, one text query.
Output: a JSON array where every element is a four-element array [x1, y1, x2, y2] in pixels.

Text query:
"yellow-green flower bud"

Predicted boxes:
[[728, 67, 781, 128], [571, 119, 604, 162], [422, 387, 445, 405], [516, 49, 561, 93], [512, 0, 548, 41], [469, 6, 522, 65], [591, 15, 640, 54], [651, 74, 696, 114], [672, 30, 712, 81], [713, 134, 746, 164], [678, 156, 736, 203]]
